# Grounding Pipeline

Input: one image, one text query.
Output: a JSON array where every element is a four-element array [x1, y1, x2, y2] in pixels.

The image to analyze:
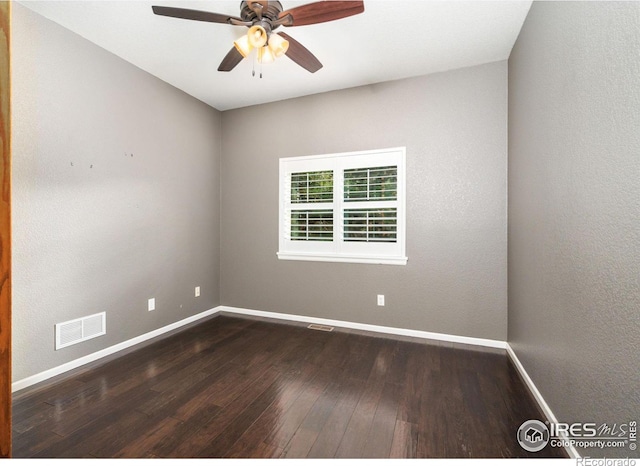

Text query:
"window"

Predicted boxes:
[[278, 147, 407, 265]]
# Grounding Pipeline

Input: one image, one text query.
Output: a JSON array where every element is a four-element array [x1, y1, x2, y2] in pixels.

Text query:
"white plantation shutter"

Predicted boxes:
[[344, 208, 397, 243], [291, 210, 334, 241], [289, 170, 334, 242], [344, 166, 397, 201], [343, 165, 399, 244], [278, 148, 407, 265], [290, 170, 333, 204]]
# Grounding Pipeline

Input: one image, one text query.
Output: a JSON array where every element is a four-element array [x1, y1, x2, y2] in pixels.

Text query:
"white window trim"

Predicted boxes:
[[278, 147, 407, 266]]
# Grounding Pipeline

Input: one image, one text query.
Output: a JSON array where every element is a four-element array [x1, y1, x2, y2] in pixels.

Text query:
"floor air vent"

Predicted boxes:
[[55, 312, 106, 350], [307, 323, 334, 332]]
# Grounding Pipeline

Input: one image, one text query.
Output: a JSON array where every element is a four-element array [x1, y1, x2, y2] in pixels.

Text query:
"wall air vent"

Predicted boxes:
[[55, 312, 106, 350], [307, 323, 334, 332]]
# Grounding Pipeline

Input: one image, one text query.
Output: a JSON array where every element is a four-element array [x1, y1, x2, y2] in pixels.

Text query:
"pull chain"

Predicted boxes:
[[252, 50, 256, 77], [250, 48, 265, 78]]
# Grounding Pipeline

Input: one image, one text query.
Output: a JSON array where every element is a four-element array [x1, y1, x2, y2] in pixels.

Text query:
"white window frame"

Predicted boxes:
[[278, 147, 407, 265]]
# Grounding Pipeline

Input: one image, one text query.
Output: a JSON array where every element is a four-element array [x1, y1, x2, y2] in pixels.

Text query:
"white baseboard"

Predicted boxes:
[[506, 344, 580, 459], [220, 306, 507, 349], [12, 307, 222, 393]]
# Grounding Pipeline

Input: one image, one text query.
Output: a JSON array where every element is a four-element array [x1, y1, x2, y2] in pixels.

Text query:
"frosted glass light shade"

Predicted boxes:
[[248, 25, 268, 48], [233, 35, 253, 58], [268, 33, 289, 58], [258, 46, 275, 64]]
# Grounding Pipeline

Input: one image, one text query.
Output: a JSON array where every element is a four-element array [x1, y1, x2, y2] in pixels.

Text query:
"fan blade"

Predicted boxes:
[[278, 1, 364, 27], [278, 32, 322, 73], [218, 47, 244, 72], [152, 6, 243, 25]]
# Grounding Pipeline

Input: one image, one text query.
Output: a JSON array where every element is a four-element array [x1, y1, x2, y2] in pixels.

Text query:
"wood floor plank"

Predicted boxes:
[[396, 345, 434, 425], [280, 427, 319, 458], [150, 364, 283, 458], [306, 376, 364, 458], [360, 381, 402, 458], [11, 403, 56, 434], [46, 378, 156, 438], [112, 416, 183, 458], [223, 361, 320, 458], [11, 424, 65, 458], [334, 339, 397, 457], [278, 380, 344, 458], [12, 379, 87, 409], [33, 388, 162, 457], [246, 441, 283, 458], [416, 370, 449, 458], [85, 409, 154, 457], [389, 420, 419, 458], [138, 368, 231, 421], [262, 366, 334, 451], [335, 334, 378, 381], [196, 375, 289, 457], [12, 315, 567, 459], [148, 322, 261, 393], [147, 404, 222, 457]]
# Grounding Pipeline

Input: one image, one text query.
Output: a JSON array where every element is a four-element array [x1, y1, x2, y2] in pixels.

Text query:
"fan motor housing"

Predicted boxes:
[[241, 1, 284, 24]]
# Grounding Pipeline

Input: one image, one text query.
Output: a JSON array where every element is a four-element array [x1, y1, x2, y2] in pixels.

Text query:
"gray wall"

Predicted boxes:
[[12, 4, 222, 381], [508, 1, 640, 457], [221, 61, 508, 341]]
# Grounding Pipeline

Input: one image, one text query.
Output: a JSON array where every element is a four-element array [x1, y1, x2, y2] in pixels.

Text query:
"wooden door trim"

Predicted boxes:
[[0, 0, 11, 458]]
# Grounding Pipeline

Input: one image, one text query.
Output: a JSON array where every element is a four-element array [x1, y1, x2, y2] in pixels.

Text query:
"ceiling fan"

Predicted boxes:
[[152, 1, 365, 74]]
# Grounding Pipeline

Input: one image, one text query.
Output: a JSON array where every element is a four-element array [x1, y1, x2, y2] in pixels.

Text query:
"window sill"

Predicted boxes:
[[277, 252, 408, 266]]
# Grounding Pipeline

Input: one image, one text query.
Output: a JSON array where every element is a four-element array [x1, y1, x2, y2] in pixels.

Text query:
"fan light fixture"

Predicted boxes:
[[233, 35, 253, 58], [247, 24, 268, 47], [258, 46, 275, 64], [268, 33, 289, 58], [234, 30, 289, 64]]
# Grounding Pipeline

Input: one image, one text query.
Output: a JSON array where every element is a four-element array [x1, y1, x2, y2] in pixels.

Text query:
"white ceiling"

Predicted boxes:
[[20, 0, 532, 111]]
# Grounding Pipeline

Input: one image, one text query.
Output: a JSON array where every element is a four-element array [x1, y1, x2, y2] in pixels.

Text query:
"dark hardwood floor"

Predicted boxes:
[[12, 314, 566, 458]]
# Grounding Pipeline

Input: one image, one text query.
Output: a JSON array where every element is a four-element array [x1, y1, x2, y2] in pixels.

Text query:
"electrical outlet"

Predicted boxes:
[[195, 286, 200, 297], [148, 298, 155, 312], [377, 294, 385, 306]]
